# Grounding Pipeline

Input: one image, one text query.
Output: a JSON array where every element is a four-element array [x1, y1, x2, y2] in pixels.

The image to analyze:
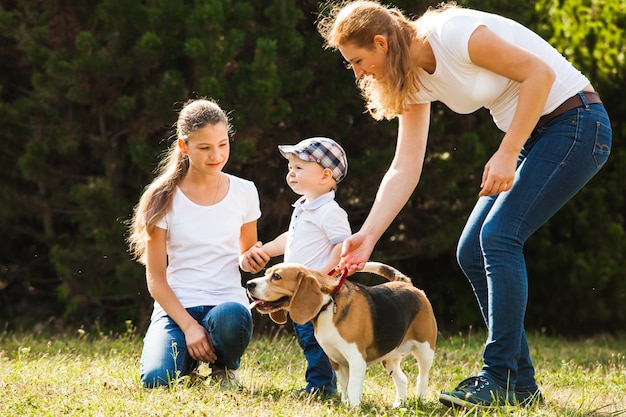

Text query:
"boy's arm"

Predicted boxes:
[[239, 244, 269, 273], [261, 231, 288, 257], [239, 231, 289, 273], [319, 243, 343, 274]]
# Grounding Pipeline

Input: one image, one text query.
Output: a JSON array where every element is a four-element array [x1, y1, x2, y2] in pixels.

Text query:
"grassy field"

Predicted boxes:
[[1, 323, 624, 417]]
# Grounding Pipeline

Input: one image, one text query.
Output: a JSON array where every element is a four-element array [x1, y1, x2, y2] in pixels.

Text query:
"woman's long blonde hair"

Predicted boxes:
[[317, 0, 455, 120], [127, 99, 232, 264]]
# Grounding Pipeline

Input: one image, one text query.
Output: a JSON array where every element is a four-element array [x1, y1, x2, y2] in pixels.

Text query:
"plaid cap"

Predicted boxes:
[[278, 137, 348, 183]]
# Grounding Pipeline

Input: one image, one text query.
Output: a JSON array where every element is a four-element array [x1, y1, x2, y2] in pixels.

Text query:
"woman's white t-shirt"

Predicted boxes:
[[152, 174, 261, 319], [413, 8, 590, 132]]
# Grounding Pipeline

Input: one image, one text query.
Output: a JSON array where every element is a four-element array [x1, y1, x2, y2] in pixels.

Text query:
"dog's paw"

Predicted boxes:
[[342, 399, 361, 408]]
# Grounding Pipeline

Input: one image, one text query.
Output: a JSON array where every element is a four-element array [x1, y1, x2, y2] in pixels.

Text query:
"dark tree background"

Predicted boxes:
[[0, 0, 624, 336]]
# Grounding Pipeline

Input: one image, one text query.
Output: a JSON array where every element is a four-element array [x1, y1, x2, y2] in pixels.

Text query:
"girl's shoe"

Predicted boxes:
[[211, 368, 240, 390]]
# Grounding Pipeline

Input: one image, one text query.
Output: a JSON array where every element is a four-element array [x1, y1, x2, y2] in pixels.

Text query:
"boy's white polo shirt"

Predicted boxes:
[[284, 190, 351, 270]]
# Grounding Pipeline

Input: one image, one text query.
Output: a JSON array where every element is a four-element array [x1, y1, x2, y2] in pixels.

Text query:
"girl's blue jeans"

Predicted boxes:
[[140, 302, 253, 388], [456, 93, 611, 392]]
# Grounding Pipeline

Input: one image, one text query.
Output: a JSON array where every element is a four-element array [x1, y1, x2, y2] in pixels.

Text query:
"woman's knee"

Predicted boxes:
[[480, 219, 522, 255], [456, 230, 481, 272], [456, 240, 470, 270]]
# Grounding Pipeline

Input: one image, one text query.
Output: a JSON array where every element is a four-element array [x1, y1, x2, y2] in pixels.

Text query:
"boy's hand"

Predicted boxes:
[[240, 242, 270, 273]]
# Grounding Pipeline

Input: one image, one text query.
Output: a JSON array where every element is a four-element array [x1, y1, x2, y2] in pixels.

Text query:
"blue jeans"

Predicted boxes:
[[456, 94, 611, 391], [140, 302, 253, 388], [293, 321, 337, 393]]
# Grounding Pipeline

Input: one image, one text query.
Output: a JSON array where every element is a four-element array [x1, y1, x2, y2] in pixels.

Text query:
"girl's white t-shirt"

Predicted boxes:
[[413, 8, 590, 132], [152, 174, 261, 319]]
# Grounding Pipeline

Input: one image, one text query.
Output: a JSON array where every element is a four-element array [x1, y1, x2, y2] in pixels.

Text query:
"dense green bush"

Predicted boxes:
[[0, 0, 624, 335]]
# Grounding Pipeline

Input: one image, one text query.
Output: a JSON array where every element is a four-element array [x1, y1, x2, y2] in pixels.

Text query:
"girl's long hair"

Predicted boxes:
[[127, 99, 231, 264], [318, 0, 455, 120]]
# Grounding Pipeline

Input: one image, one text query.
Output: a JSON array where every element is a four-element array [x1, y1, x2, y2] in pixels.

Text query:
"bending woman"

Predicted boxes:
[[317, 0, 611, 408]]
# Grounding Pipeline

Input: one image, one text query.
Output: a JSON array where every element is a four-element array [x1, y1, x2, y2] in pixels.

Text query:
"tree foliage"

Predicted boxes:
[[524, 0, 626, 332], [0, 0, 624, 335]]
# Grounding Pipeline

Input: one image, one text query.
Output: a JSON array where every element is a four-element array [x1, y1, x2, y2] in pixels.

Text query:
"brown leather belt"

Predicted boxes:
[[535, 91, 603, 129]]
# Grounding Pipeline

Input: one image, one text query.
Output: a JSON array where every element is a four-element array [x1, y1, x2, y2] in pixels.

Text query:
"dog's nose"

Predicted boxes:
[[246, 281, 256, 290]]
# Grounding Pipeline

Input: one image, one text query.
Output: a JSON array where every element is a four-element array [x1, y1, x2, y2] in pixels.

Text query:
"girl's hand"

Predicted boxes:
[[240, 242, 270, 273], [183, 322, 217, 363], [339, 232, 376, 275], [479, 148, 517, 197]]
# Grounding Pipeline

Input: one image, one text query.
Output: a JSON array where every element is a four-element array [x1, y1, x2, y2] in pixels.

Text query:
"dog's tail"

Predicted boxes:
[[359, 262, 411, 283]]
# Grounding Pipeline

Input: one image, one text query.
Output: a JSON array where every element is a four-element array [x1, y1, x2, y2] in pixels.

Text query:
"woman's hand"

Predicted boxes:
[[479, 147, 518, 196], [469, 25, 554, 198], [339, 231, 377, 275], [183, 321, 217, 363]]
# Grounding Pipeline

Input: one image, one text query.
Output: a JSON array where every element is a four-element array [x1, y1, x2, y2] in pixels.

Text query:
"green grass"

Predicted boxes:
[[1, 324, 624, 417]]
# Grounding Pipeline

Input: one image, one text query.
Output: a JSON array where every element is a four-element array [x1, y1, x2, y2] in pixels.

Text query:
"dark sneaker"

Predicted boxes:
[[439, 375, 514, 408], [514, 388, 544, 406]]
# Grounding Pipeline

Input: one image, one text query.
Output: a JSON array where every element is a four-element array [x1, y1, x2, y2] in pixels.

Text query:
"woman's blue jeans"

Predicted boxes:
[[140, 302, 253, 388], [456, 94, 611, 391]]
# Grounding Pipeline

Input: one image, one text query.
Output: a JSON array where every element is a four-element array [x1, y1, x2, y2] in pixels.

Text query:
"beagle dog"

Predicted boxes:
[[246, 262, 437, 407]]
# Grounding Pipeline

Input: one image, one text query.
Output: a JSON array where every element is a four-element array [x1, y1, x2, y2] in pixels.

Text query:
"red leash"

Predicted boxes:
[[319, 267, 348, 313]]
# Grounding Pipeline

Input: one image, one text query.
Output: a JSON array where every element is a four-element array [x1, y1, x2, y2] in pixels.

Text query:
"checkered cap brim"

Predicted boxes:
[[278, 137, 348, 182]]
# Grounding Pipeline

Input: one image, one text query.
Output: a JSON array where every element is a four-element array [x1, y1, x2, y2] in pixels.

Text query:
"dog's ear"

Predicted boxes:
[[289, 272, 324, 324], [269, 310, 288, 325]]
